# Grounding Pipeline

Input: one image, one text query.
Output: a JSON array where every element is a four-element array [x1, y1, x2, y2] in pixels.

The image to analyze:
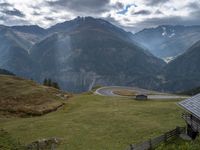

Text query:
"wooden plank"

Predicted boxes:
[[129, 127, 185, 150], [134, 136, 163, 150], [134, 140, 150, 150], [151, 135, 164, 146]]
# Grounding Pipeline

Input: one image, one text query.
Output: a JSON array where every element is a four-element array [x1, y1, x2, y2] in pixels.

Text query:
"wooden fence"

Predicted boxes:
[[126, 126, 186, 150]]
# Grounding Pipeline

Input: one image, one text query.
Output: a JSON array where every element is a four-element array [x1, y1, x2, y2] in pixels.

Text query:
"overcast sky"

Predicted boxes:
[[0, 0, 200, 32]]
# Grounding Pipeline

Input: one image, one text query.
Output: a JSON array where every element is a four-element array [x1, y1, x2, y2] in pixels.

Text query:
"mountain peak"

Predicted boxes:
[[133, 25, 200, 59]]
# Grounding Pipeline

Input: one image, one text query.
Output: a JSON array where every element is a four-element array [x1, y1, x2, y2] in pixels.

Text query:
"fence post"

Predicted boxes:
[[37, 142, 40, 150], [149, 139, 152, 150], [130, 144, 134, 150], [164, 133, 167, 143], [176, 126, 180, 135]]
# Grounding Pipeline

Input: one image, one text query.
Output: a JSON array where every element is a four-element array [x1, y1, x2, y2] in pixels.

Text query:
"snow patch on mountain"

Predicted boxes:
[[162, 27, 176, 38]]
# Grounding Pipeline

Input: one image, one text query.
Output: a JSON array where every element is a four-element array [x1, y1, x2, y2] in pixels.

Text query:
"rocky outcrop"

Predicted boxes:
[[26, 137, 62, 150]]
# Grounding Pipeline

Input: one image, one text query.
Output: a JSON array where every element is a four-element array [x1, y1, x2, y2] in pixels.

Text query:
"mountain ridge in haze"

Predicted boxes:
[[133, 25, 200, 59], [0, 25, 36, 77], [1, 17, 200, 92], [29, 17, 165, 92], [161, 40, 200, 92]]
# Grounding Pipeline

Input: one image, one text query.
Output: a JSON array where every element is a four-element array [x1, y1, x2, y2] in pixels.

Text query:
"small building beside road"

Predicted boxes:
[[135, 94, 148, 100], [179, 93, 200, 139]]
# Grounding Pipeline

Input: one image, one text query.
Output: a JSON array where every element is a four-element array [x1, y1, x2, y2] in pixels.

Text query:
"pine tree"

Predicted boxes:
[[52, 82, 60, 89], [47, 78, 52, 87], [43, 78, 48, 86]]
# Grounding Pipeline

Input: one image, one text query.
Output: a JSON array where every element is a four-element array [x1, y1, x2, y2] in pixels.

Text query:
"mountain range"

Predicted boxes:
[[133, 25, 200, 60], [0, 16, 200, 92], [161, 40, 200, 92], [30, 17, 164, 92], [0, 26, 36, 77]]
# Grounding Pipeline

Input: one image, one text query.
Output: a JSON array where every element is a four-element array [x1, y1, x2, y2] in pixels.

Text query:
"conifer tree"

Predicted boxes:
[[43, 78, 48, 86], [52, 82, 60, 89], [47, 78, 52, 86]]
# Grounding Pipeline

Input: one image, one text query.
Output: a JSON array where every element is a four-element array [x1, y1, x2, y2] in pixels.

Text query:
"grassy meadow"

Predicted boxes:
[[0, 94, 185, 150]]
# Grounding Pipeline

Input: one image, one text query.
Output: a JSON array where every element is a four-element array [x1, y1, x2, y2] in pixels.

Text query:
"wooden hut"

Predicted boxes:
[[135, 94, 148, 100], [179, 94, 200, 139]]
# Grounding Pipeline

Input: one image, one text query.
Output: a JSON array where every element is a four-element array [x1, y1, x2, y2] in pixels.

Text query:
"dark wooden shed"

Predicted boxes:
[[179, 94, 200, 139], [135, 94, 148, 100]]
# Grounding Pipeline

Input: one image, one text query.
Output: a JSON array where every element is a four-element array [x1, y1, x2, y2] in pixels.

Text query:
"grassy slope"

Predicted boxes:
[[0, 75, 67, 116], [0, 129, 25, 150], [113, 90, 137, 96], [0, 94, 184, 150], [156, 137, 200, 150]]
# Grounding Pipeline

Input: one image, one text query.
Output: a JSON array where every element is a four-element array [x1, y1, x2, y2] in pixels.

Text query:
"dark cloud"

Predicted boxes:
[[123, 18, 130, 22], [1, 8, 25, 17], [0, 2, 12, 7], [155, 10, 163, 14], [47, 0, 110, 14], [132, 10, 151, 15], [45, 17, 55, 21], [187, 2, 200, 9], [146, 0, 169, 5], [33, 11, 42, 16], [114, 2, 124, 9]]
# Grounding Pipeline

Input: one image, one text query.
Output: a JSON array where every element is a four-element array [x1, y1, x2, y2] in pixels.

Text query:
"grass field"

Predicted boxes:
[[0, 94, 185, 150], [113, 90, 137, 96], [156, 136, 200, 150]]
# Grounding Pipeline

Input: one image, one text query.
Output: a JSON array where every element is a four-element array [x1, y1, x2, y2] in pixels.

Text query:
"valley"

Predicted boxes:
[[1, 17, 200, 93], [94, 86, 188, 99], [0, 17, 167, 93], [0, 9, 200, 149]]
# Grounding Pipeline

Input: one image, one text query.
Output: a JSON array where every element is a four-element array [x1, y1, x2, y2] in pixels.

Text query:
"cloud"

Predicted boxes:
[[146, 0, 169, 5], [132, 10, 151, 15], [0, 2, 12, 7], [32, 11, 41, 16], [1, 8, 25, 17], [187, 2, 200, 10], [114, 2, 124, 10], [47, 0, 110, 14], [117, 4, 135, 14], [45, 17, 55, 21], [0, 0, 199, 32]]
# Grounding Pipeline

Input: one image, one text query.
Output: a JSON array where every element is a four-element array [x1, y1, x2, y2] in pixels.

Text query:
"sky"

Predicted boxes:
[[0, 0, 200, 32]]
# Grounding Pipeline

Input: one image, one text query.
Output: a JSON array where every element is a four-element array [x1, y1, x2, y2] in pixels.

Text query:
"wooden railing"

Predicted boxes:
[[182, 113, 200, 132], [126, 126, 185, 150]]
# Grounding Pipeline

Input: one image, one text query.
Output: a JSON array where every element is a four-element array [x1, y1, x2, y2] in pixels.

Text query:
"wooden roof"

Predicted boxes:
[[179, 93, 200, 119]]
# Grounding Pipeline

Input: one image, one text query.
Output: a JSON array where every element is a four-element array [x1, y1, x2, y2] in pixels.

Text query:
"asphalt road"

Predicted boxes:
[[94, 86, 188, 100]]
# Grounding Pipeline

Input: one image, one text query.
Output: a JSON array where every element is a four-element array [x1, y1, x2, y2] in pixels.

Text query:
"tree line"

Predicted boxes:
[[43, 78, 60, 89]]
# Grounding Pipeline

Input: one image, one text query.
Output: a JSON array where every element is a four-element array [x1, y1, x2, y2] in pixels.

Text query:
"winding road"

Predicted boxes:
[[94, 86, 188, 100]]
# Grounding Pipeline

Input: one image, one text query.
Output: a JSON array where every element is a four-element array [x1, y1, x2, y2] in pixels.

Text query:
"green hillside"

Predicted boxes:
[[0, 75, 69, 117]]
